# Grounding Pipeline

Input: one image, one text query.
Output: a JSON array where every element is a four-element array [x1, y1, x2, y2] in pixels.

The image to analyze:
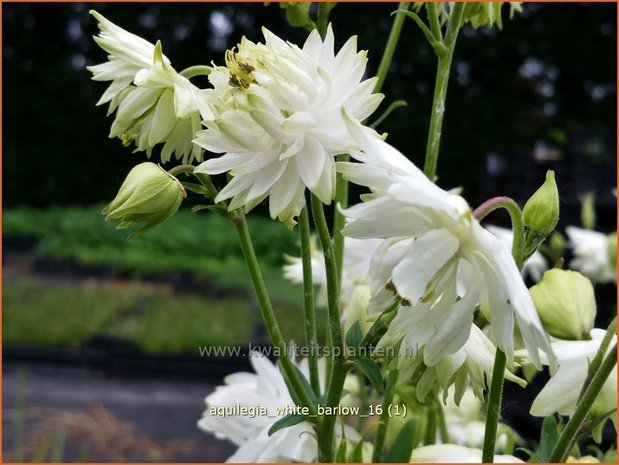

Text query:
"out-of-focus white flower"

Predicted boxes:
[[528, 328, 617, 430], [338, 115, 554, 369], [88, 11, 211, 164], [198, 353, 316, 462], [485, 225, 547, 282], [283, 236, 382, 332], [198, 353, 360, 462], [566, 226, 617, 284], [410, 444, 523, 463], [194, 26, 383, 226]]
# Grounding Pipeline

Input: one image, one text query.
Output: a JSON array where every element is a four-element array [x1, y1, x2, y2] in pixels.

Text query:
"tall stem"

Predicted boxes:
[[481, 349, 507, 462], [549, 344, 618, 462], [371, 369, 399, 462], [423, 2, 465, 181], [299, 206, 320, 395], [233, 211, 316, 414], [179, 65, 212, 79], [311, 194, 345, 462], [375, 2, 410, 95]]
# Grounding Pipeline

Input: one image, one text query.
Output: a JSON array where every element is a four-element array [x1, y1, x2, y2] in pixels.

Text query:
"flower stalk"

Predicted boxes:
[[423, 2, 465, 181], [371, 369, 399, 462]]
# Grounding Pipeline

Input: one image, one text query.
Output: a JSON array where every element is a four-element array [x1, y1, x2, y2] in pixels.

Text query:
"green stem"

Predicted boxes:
[[179, 65, 212, 79], [299, 206, 320, 395], [482, 349, 507, 463], [436, 398, 450, 444], [422, 2, 465, 181], [167, 164, 196, 177], [375, 2, 410, 94], [549, 344, 618, 462], [426, 2, 443, 42], [310, 194, 346, 461], [371, 369, 399, 462], [233, 211, 316, 414], [333, 155, 349, 288], [473, 196, 525, 269], [317, 3, 331, 39], [424, 404, 437, 446], [580, 316, 617, 401]]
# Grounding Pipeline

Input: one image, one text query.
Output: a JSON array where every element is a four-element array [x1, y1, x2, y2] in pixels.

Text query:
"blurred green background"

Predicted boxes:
[[3, 3, 617, 355]]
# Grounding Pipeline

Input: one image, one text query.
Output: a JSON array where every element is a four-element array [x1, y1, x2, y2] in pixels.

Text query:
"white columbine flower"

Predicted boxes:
[[529, 328, 617, 431], [88, 11, 211, 164], [565, 226, 617, 284], [283, 236, 382, 332], [198, 353, 317, 462], [410, 444, 523, 463], [194, 26, 383, 225], [485, 225, 547, 282], [338, 114, 555, 369]]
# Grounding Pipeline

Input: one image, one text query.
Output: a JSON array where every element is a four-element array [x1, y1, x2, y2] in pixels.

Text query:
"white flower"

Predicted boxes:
[[194, 26, 383, 225], [410, 444, 523, 463], [88, 11, 211, 164], [485, 225, 547, 282], [283, 236, 382, 331], [566, 226, 616, 284], [198, 353, 317, 462], [338, 115, 555, 369], [529, 328, 617, 428], [394, 325, 526, 404]]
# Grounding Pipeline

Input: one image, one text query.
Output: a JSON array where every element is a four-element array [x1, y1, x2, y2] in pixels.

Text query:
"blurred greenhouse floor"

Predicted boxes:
[[3, 365, 235, 462]]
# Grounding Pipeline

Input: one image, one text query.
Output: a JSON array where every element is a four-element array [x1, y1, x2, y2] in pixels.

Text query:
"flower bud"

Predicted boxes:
[[580, 192, 596, 230], [529, 269, 596, 340], [102, 162, 186, 239], [523, 170, 560, 258]]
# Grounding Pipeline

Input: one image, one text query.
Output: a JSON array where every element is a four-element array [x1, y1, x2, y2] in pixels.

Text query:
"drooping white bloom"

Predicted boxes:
[[566, 226, 617, 284], [88, 11, 211, 163], [393, 325, 526, 404], [338, 114, 555, 369], [485, 225, 547, 282], [198, 353, 317, 462], [529, 328, 617, 428], [410, 444, 523, 463], [283, 236, 382, 331], [194, 26, 383, 225]]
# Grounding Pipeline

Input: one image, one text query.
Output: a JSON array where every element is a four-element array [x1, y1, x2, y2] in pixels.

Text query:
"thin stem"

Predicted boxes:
[[179, 65, 212, 79], [436, 399, 450, 444], [310, 194, 346, 462], [317, 3, 331, 39], [424, 404, 437, 445], [549, 344, 618, 462], [299, 206, 320, 395], [233, 211, 316, 414], [426, 2, 443, 42], [473, 196, 525, 269], [333, 156, 349, 288], [579, 316, 617, 401], [482, 349, 507, 463], [167, 164, 195, 177], [371, 369, 399, 462], [422, 2, 465, 181], [375, 2, 410, 94]]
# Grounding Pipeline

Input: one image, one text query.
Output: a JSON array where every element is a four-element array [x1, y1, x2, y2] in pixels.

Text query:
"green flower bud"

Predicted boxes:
[[523, 170, 560, 258], [102, 162, 186, 239], [529, 269, 596, 340], [580, 192, 596, 230], [280, 2, 313, 28]]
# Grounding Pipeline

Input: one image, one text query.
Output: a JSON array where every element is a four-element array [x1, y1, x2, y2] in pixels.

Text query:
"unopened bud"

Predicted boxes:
[[102, 162, 186, 239], [523, 170, 560, 258], [530, 269, 596, 340]]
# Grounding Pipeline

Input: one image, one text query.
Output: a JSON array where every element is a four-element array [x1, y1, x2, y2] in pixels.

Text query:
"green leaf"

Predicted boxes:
[[267, 413, 306, 437], [346, 321, 363, 349], [181, 182, 210, 196], [354, 357, 384, 394], [351, 439, 365, 463], [335, 434, 348, 463], [277, 361, 317, 408], [384, 418, 416, 462], [535, 416, 560, 462]]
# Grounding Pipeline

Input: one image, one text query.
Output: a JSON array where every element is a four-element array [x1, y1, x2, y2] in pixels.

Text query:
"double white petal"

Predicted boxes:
[[338, 115, 555, 369], [194, 26, 382, 225], [88, 11, 210, 163]]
